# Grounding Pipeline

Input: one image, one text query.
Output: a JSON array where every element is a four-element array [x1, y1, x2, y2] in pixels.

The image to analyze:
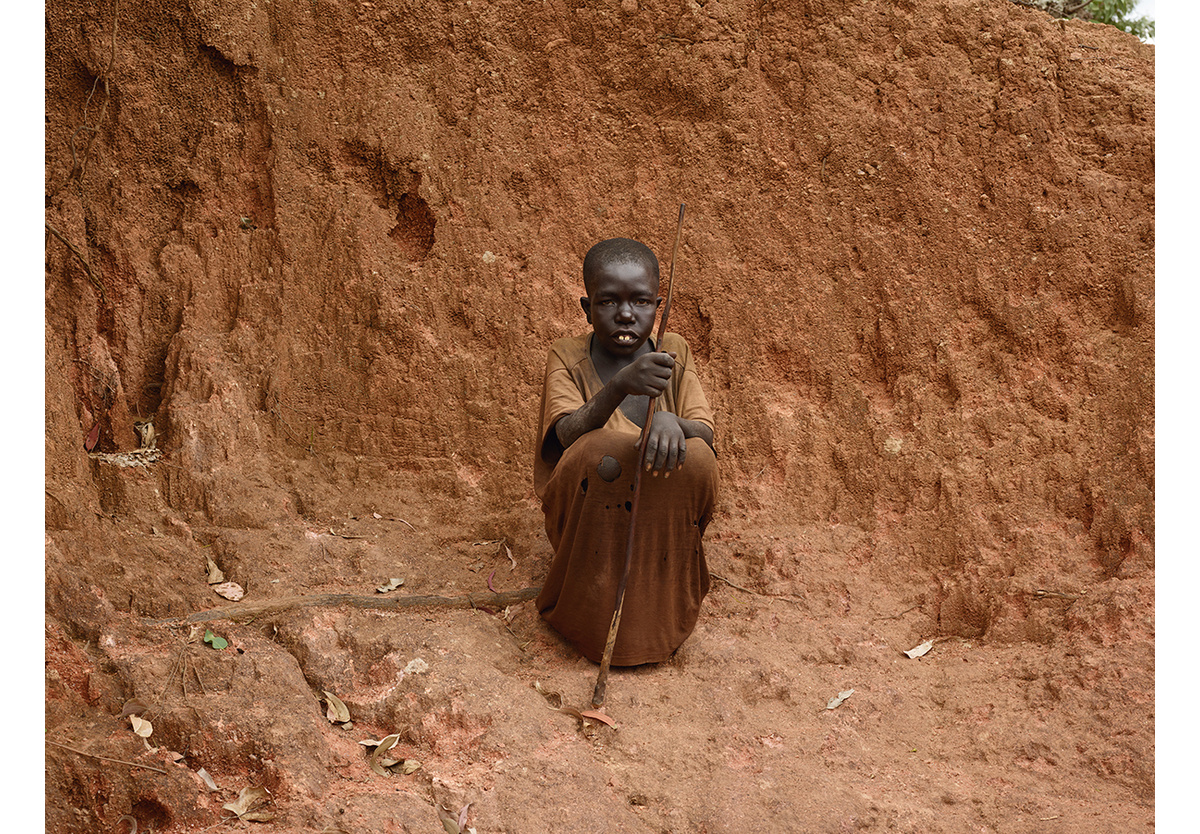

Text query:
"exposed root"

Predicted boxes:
[[144, 587, 543, 626], [45, 738, 167, 775], [710, 572, 804, 603]]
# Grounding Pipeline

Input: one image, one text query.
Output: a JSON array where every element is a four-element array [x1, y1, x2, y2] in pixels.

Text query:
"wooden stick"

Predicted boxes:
[[592, 202, 686, 708], [143, 587, 542, 626], [46, 739, 168, 775]]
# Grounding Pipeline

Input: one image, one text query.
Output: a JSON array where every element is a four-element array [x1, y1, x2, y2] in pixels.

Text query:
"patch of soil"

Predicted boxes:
[[45, 0, 1152, 831]]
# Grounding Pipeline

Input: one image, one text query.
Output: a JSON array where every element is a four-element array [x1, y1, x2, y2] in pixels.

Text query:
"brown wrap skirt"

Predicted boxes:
[[535, 428, 718, 666]]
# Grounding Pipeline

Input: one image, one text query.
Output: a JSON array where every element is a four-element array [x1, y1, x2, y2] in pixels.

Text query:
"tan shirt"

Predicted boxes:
[[534, 331, 715, 499]]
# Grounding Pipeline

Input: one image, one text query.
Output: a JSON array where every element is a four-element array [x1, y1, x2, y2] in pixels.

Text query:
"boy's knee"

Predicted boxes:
[[597, 454, 622, 482], [684, 437, 717, 469]]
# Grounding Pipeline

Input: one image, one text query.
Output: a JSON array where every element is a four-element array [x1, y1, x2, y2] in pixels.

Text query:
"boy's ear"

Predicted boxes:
[[656, 296, 664, 308], [580, 296, 592, 322]]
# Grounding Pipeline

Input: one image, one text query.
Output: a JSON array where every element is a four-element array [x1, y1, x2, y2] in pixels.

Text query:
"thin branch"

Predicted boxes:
[[144, 587, 543, 626], [710, 572, 805, 602], [46, 739, 168, 774], [45, 221, 108, 304], [74, 0, 121, 182], [873, 603, 924, 621]]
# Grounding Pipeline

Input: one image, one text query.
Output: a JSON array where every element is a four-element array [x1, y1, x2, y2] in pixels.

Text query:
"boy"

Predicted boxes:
[[534, 238, 719, 665]]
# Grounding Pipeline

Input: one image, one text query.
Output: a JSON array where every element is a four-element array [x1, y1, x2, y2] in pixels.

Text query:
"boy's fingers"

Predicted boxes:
[[664, 441, 680, 473], [643, 436, 658, 470], [647, 440, 666, 472]]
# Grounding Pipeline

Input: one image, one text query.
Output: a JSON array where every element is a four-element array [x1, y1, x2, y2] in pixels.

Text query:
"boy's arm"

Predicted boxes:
[[677, 417, 714, 447], [552, 381, 627, 450], [554, 351, 677, 450], [642, 412, 714, 475], [640, 333, 715, 474]]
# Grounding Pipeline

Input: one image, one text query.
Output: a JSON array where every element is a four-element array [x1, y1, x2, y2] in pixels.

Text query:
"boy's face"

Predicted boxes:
[[581, 259, 662, 360]]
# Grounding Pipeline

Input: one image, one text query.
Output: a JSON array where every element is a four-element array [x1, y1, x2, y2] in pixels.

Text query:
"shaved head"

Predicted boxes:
[[582, 238, 660, 296]]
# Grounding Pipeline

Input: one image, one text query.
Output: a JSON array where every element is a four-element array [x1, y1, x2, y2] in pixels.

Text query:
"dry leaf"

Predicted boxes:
[[505, 544, 516, 570], [205, 556, 225, 585], [437, 804, 460, 834], [373, 512, 382, 519], [323, 691, 351, 724], [360, 737, 419, 775], [533, 681, 612, 726], [904, 640, 934, 659], [368, 733, 401, 777], [580, 709, 616, 727], [120, 698, 148, 718], [533, 681, 563, 709], [197, 767, 219, 791], [129, 715, 153, 738], [223, 786, 274, 821], [458, 803, 472, 831], [85, 421, 101, 452], [825, 688, 855, 710], [376, 577, 405, 593], [241, 811, 276, 822], [212, 581, 245, 601]]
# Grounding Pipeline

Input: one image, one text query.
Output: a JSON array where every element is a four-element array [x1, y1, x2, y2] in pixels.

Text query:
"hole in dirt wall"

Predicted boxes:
[[389, 192, 436, 260], [342, 141, 437, 261]]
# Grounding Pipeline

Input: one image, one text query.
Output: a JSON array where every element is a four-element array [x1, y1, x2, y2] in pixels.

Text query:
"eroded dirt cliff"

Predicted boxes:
[[45, 0, 1153, 831]]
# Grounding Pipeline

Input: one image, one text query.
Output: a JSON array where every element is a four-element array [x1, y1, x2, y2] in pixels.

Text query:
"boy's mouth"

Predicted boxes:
[[614, 333, 637, 344]]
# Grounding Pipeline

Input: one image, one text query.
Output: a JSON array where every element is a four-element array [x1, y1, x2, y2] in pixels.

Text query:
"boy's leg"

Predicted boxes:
[[536, 430, 717, 664]]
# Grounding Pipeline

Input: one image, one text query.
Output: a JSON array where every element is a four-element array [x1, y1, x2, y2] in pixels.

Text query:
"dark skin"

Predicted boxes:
[[553, 257, 715, 475]]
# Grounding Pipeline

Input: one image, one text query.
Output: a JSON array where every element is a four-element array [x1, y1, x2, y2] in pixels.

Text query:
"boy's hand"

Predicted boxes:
[[615, 351, 676, 398], [642, 410, 688, 475]]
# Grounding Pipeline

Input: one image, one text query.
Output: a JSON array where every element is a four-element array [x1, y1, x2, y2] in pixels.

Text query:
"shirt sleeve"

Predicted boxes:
[[533, 340, 587, 498], [663, 333, 715, 435]]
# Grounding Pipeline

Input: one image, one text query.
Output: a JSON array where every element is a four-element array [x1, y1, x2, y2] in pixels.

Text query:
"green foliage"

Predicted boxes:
[[1082, 0, 1155, 41]]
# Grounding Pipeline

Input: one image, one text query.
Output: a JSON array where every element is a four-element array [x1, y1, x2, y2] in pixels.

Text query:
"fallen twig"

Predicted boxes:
[[45, 221, 108, 303], [1028, 589, 1081, 601], [144, 587, 542, 626], [46, 738, 167, 774], [874, 603, 924, 621], [710, 572, 805, 602], [710, 572, 758, 594]]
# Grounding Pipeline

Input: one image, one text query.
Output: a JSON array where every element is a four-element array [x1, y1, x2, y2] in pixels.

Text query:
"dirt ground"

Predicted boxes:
[[45, 482, 1154, 833], [44, 0, 1153, 831]]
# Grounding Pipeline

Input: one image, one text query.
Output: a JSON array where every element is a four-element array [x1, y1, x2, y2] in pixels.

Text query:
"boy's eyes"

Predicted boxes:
[[599, 298, 654, 306]]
